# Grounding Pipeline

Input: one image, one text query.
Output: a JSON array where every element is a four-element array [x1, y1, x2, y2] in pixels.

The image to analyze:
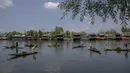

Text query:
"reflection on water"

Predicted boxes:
[[0, 40, 130, 73]]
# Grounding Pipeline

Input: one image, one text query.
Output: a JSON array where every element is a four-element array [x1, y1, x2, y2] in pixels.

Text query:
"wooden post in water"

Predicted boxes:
[[49, 33, 51, 45], [16, 42, 18, 54]]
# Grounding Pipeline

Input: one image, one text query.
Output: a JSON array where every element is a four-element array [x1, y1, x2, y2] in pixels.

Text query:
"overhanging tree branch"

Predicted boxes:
[[58, 0, 130, 25]]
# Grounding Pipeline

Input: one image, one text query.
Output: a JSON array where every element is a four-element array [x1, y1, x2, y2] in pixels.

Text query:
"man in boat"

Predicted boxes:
[[31, 45, 36, 53], [105, 44, 109, 49], [16, 42, 18, 47], [89, 43, 92, 49], [80, 41, 84, 46], [124, 43, 128, 49]]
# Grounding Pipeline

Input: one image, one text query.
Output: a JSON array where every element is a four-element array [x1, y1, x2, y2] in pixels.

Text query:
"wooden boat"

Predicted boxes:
[[9, 51, 38, 56], [89, 48, 101, 54], [25, 44, 33, 47], [8, 52, 38, 60], [72, 45, 86, 49], [3, 46, 23, 49], [3, 45, 15, 48], [105, 47, 130, 52], [25, 44, 37, 47]]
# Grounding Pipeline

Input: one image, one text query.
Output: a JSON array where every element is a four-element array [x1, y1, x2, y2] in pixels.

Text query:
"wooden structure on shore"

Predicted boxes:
[[73, 33, 81, 41], [122, 32, 130, 40], [97, 34, 107, 40], [0, 34, 8, 40], [56, 34, 64, 41], [106, 34, 115, 40], [0, 36, 7, 40], [12, 35, 25, 40], [41, 35, 49, 40], [114, 34, 122, 40], [122, 35, 130, 40], [87, 34, 97, 40], [1, 32, 130, 41], [25, 36, 34, 40]]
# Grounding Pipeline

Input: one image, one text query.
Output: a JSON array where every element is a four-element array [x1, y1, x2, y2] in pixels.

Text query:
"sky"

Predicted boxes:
[[0, 0, 125, 33]]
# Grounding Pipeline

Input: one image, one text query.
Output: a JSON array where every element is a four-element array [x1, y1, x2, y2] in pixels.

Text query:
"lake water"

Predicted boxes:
[[0, 40, 130, 73]]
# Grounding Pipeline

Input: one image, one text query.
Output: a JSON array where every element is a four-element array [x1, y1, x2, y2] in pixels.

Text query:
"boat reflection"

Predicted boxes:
[[125, 51, 128, 59]]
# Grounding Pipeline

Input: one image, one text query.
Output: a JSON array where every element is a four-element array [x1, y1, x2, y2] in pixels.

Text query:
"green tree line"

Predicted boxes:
[[5, 26, 72, 39]]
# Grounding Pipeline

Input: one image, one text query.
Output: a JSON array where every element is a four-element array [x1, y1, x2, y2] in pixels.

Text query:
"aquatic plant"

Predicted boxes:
[[115, 47, 122, 51]]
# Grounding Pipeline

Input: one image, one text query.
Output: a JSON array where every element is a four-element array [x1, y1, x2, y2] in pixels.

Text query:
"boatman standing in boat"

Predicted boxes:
[[89, 43, 92, 49], [31, 45, 36, 53], [124, 43, 128, 49], [105, 44, 109, 49], [16, 42, 18, 47], [80, 41, 84, 46], [15, 42, 19, 54]]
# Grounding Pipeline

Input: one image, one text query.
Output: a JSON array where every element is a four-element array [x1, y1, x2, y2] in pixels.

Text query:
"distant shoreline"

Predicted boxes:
[[0, 37, 130, 41]]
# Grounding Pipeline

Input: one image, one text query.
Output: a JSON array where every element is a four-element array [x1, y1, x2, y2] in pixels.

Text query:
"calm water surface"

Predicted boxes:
[[0, 40, 130, 73]]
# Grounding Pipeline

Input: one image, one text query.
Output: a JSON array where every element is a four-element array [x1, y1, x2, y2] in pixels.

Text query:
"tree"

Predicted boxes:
[[79, 31, 87, 35], [121, 26, 130, 33], [38, 30, 43, 38], [52, 26, 64, 35], [65, 30, 71, 38], [26, 30, 35, 36], [106, 28, 116, 34], [7, 31, 23, 39], [121, 26, 127, 33], [34, 31, 38, 39], [59, 27, 64, 32], [59, 0, 130, 25], [98, 30, 106, 34], [50, 26, 64, 38]]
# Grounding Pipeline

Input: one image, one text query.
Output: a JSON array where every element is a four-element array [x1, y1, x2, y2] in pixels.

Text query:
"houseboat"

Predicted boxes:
[[56, 34, 64, 41], [0, 35, 7, 40], [12, 35, 25, 40], [122, 32, 130, 40], [87, 34, 97, 40], [114, 33, 122, 40], [41, 35, 49, 40], [25, 36, 34, 40], [106, 34, 115, 40], [73, 33, 81, 41], [97, 34, 107, 40]]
